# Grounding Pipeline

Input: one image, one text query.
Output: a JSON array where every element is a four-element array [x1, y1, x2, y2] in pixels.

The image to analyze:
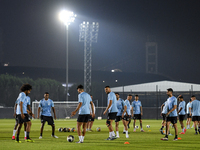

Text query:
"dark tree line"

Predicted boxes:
[[0, 74, 65, 107]]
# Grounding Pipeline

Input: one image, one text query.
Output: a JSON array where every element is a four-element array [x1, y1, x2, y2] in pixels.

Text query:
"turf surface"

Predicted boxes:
[[0, 119, 199, 150]]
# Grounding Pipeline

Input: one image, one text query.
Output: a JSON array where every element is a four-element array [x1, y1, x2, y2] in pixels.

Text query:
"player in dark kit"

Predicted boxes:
[[71, 85, 95, 143], [15, 84, 35, 143], [37, 92, 58, 139]]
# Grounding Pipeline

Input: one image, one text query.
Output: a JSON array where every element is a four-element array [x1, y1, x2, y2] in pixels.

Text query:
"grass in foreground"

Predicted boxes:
[[0, 119, 199, 150]]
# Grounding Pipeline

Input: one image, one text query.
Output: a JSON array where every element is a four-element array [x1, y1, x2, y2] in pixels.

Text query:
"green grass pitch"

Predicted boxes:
[[0, 119, 199, 150]]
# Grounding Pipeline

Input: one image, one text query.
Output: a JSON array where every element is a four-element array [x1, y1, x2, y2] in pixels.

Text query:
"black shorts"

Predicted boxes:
[[166, 117, 177, 124], [107, 112, 117, 120], [88, 115, 95, 122], [162, 113, 166, 120], [187, 114, 192, 118], [41, 115, 54, 125], [133, 114, 141, 120], [179, 115, 185, 121], [16, 114, 30, 124], [77, 114, 90, 123], [192, 116, 200, 122], [115, 116, 122, 122], [123, 115, 131, 121]]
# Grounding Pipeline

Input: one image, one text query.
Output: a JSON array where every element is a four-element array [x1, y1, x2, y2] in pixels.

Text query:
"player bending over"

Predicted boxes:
[[114, 92, 126, 138], [37, 92, 58, 139], [177, 95, 186, 134], [189, 95, 200, 134], [131, 95, 144, 132], [161, 88, 178, 141], [103, 86, 118, 140], [71, 85, 95, 143], [15, 84, 34, 143]]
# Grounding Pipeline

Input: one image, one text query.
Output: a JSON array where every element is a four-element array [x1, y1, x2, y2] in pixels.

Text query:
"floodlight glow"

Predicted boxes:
[[111, 70, 115, 72], [59, 10, 76, 26]]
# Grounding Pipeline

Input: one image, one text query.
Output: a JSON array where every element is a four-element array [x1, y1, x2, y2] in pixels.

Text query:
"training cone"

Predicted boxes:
[[124, 142, 130, 144], [178, 137, 182, 140]]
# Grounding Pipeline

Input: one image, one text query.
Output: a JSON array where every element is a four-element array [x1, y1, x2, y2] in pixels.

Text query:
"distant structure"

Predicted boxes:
[[0, 28, 3, 66], [146, 36, 157, 74], [79, 22, 99, 93]]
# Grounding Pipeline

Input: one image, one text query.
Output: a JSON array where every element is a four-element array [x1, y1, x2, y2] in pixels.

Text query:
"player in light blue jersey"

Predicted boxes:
[[161, 88, 178, 141], [12, 96, 30, 140], [71, 85, 94, 143], [37, 92, 58, 139], [103, 86, 118, 140], [114, 92, 126, 138], [123, 94, 132, 138], [186, 99, 192, 129], [189, 95, 200, 134], [160, 101, 168, 134], [131, 95, 144, 132], [177, 95, 186, 134], [15, 84, 34, 143]]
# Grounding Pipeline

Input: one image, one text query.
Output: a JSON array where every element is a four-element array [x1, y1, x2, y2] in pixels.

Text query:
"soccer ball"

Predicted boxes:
[[66, 128, 71, 132], [96, 127, 101, 132], [146, 125, 150, 128], [135, 125, 139, 129], [63, 128, 67, 132], [71, 128, 75, 132], [67, 135, 74, 142], [58, 127, 63, 132]]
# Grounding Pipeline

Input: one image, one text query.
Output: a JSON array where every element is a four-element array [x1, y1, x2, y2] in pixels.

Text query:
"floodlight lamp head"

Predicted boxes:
[[59, 10, 76, 26]]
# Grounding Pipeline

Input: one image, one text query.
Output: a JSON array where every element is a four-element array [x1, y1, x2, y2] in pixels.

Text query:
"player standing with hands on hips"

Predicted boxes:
[[71, 85, 95, 143], [103, 86, 118, 140]]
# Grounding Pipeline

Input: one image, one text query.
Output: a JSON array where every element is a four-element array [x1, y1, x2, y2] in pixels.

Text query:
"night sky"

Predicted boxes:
[[0, 0, 200, 82]]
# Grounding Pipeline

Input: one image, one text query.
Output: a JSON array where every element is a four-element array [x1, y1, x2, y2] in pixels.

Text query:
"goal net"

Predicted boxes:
[[32, 101, 79, 119]]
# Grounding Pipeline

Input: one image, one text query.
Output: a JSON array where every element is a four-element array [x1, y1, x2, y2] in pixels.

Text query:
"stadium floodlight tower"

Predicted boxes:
[[59, 10, 76, 101], [79, 22, 99, 93]]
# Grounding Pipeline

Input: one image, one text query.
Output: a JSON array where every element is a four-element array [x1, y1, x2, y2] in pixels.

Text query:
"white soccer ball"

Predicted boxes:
[[135, 125, 139, 129], [146, 125, 150, 128], [96, 127, 101, 132], [67, 135, 74, 142]]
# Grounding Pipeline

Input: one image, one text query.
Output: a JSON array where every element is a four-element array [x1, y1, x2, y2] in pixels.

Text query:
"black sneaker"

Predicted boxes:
[[195, 132, 198, 135], [111, 136, 117, 140], [105, 137, 112, 140]]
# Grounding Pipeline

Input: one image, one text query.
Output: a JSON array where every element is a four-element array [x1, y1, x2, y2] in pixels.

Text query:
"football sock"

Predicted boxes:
[[112, 131, 115, 136], [40, 133, 42, 136], [24, 131, 27, 138], [109, 132, 112, 138], [79, 136, 82, 141], [125, 131, 128, 136], [165, 135, 168, 138], [16, 134, 19, 141], [13, 130, 16, 136], [140, 123, 142, 128], [175, 135, 178, 139], [27, 132, 30, 139], [182, 128, 184, 132], [195, 128, 197, 133], [116, 131, 119, 137], [161, 126, 164, 130], [141, 128, 143, 130], [82, 136, 84, 142]]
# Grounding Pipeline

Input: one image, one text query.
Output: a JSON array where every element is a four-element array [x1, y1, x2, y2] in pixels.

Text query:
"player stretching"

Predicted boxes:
[[186, 99, 192, 129], [189, 95, 200, 134], [178, 95, 186, 134], [123, 94, 132, 138], [37, 92, 58, 139], [115, 92, 126, 138], [15, 84, 34, 143], [103, 86, 118, 140], [161, 88, 178, 141], [71, 85, 94, 143], [86, 95, 96, 132], [131, 95, 144, 132]]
